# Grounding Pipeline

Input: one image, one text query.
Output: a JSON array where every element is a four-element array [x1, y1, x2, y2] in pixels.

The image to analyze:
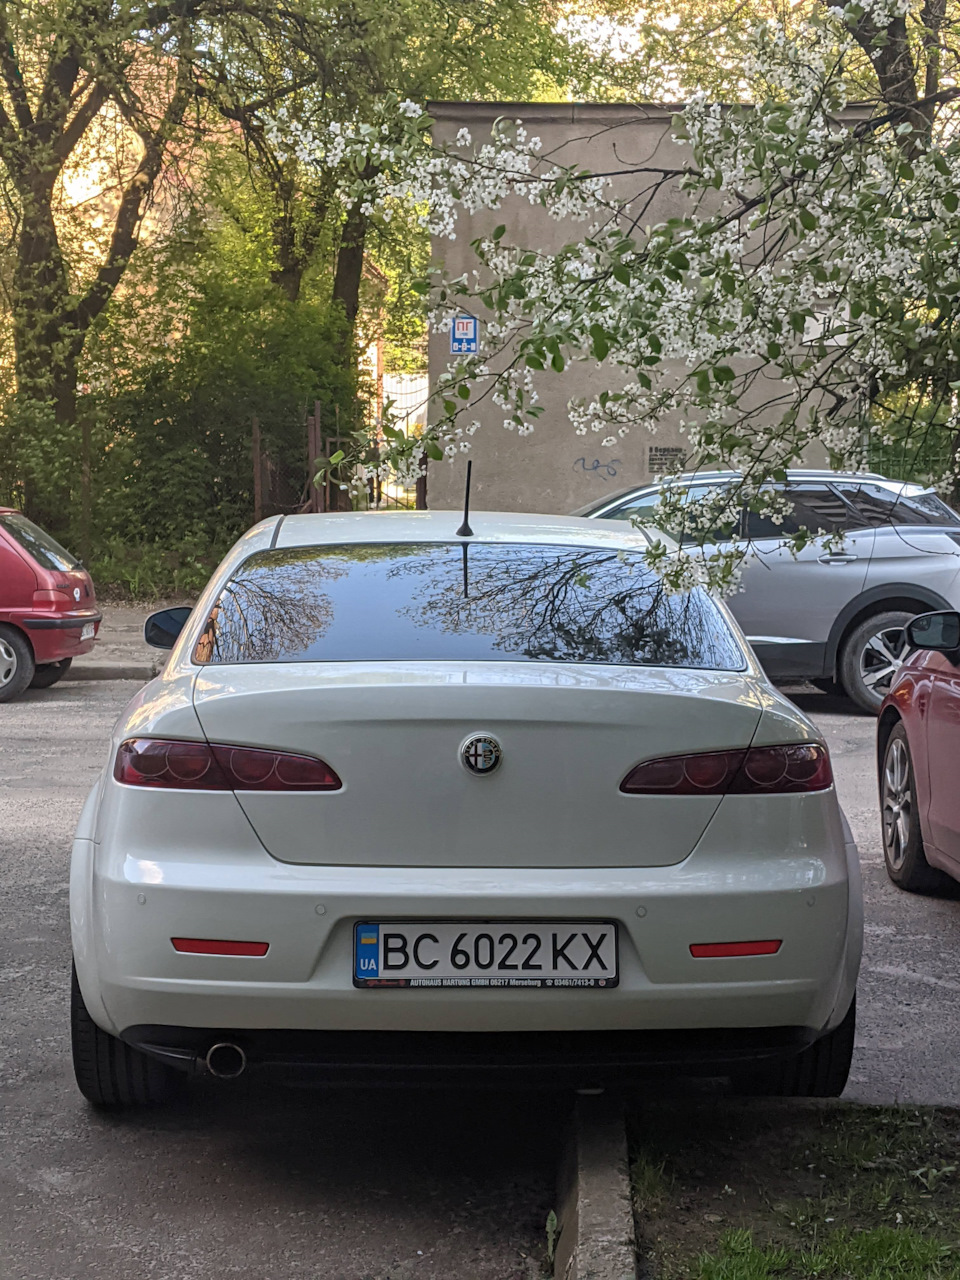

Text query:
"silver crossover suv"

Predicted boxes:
[[578, 470, 960, 712]]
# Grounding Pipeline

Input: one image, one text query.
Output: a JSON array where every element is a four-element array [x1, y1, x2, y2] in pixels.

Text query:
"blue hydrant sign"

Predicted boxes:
[[450, 314, 479, 354]]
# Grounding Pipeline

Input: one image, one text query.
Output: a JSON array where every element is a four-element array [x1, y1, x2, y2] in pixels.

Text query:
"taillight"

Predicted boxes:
[[620, 743, 832, 795], [114, 738, 342, 791]]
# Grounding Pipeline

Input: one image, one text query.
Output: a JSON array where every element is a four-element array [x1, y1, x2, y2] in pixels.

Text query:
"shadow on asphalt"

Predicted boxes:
[[777, 684, 876, 718], [65, 1080, 565, 1279]]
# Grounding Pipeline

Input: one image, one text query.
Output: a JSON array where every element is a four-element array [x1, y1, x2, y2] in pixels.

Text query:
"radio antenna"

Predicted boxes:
[[455, 460, 473, 538]]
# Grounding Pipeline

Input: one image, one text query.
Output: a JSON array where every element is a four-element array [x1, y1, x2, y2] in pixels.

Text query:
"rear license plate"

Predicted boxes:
[[353, 921, 618, 988], [80, 623, 95, 641]]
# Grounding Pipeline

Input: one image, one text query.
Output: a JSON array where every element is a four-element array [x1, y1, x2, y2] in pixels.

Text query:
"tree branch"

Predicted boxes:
[[52, 82, 110, 164], [71, 58, 193, 332], [0, 17, 34, 132]]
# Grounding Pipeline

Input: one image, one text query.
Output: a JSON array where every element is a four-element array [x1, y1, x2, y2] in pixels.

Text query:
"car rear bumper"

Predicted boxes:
[[72, 789, 861, 1051], [121, 1024, 821, 1084], [10, 610, 101, 662]]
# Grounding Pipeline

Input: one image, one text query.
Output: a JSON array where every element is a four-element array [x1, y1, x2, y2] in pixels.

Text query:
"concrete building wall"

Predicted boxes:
[[425, 102, 829, 515]]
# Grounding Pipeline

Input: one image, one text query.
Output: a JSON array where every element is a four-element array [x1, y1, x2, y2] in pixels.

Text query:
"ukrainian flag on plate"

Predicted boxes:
[[355, 924, 380, 978]]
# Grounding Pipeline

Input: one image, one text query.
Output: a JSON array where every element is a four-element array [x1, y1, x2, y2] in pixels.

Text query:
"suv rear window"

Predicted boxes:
[[195, 542, 745, 671], [834, 482, 960, 528], [0, 512, 79, 572]]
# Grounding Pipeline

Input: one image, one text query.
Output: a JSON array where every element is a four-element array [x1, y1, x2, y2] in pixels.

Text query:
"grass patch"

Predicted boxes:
[[628, 1102, 960, 1279]]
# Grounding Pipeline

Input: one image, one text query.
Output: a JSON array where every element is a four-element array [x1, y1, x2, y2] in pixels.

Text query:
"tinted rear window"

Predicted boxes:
[[195, 542, 744, 670], [0, 512, 79, 571], [834, 482, 960, 528]]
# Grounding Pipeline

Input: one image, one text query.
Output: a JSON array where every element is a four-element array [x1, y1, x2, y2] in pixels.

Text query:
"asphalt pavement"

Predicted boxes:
[[2, 678, 960, 1279]]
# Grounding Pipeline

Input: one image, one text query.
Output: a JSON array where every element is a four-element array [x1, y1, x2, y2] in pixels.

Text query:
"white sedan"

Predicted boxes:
[[70, 511, 861, 1105]]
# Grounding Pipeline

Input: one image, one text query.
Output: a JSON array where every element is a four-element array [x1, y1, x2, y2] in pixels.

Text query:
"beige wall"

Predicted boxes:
[[425, 102, 829, 514]]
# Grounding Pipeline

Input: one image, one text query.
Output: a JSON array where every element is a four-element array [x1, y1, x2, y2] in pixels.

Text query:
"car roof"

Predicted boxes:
[[576, 469, 936, 513], [273, 510, 655, 551]]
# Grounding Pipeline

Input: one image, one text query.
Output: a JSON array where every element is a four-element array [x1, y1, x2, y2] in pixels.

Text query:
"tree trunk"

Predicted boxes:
[[332, 198, 368, 329], [270, 205, 304, 302], [11, 182, 82, 526]]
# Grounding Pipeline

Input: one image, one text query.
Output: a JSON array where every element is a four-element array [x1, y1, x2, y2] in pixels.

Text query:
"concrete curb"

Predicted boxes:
[[69, 664, 158, 682], [554, 1094, 637, 1280]]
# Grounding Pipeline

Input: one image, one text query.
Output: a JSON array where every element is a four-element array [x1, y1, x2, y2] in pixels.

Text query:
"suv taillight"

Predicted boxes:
[[620, 744, 832, 795], [115, 738, 342, 791]]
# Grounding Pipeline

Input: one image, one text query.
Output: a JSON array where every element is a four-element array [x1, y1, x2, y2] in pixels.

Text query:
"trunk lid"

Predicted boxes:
[[193, 663, 764, 868]]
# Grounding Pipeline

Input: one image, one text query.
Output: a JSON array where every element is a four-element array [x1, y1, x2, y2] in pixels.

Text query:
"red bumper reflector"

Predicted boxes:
[[690, 940, 782, 958], [172, 938, 269, 957]]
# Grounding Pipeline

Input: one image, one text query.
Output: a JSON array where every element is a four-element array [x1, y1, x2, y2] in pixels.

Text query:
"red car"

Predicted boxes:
[[878, 610, 960, 892], [0, 508, 100, 701]]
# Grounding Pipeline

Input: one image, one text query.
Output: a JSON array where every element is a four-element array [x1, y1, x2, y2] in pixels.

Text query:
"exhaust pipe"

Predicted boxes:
[[205, 1042, 247, 1080]]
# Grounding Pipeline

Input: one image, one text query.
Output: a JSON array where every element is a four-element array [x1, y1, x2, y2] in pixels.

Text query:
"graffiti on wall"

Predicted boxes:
[[573, 457, 621, 481]]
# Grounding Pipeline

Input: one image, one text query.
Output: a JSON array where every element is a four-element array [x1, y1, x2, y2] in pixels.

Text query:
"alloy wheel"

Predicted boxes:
[[882, 736, 912, 871], [859, 625, 912, 698], [0, 636, 18, 688]]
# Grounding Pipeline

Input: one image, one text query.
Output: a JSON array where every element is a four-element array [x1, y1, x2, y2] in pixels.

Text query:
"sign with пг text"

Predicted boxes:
[[450, 314, 478, 355]]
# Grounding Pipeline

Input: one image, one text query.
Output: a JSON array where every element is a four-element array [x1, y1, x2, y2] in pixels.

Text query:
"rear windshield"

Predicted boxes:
[[833, 482, 960, 528], [0, 512, 79, 571], [194, 542, 745, 670]]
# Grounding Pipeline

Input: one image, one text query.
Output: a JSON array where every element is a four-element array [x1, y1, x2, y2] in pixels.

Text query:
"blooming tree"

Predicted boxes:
[[282, 1, 960, 588]]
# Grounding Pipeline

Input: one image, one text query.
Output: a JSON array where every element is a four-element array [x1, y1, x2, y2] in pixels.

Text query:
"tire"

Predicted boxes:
[[839, 610, 915, 714], [71, 963, 180, 1108], [30, 657, 72, 689], [733, 995, 856, 1098], [0, 625, 35, 702], [880, 722, 952, 894]]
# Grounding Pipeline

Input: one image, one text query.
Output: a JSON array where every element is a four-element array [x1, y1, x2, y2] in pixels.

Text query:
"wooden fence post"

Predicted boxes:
[[305, 402, 323, 513]]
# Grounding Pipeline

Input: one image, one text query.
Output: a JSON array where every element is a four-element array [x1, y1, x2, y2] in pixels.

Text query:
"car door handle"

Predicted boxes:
[[818, 554, 858, 564]]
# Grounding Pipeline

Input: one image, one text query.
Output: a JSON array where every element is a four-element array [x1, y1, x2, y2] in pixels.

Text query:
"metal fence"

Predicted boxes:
[[251, 405, 424, 521]]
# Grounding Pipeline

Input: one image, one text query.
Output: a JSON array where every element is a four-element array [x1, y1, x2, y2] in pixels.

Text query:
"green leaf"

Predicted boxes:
[[424, 441, 444, 461], [695, 370, 711, 395], [943, 192, 959, 213], [798, 208, 818, 231], [551, 351, 565, 373], [592, 336, 609, 361], [612, 264, 630, 286], [525, 355, 545, 370], [442, 399, 458, 414], [789, 311, 808, 334], [713, 365, 735, 384], [766, 341, 782, 359], [667, 249, 690, 271], [457, 384, 471, 399], [798, 154, 819, 171], [721, 274, 737, 296], [329, 449, 345, 465], [492, 224, 506, 241]]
